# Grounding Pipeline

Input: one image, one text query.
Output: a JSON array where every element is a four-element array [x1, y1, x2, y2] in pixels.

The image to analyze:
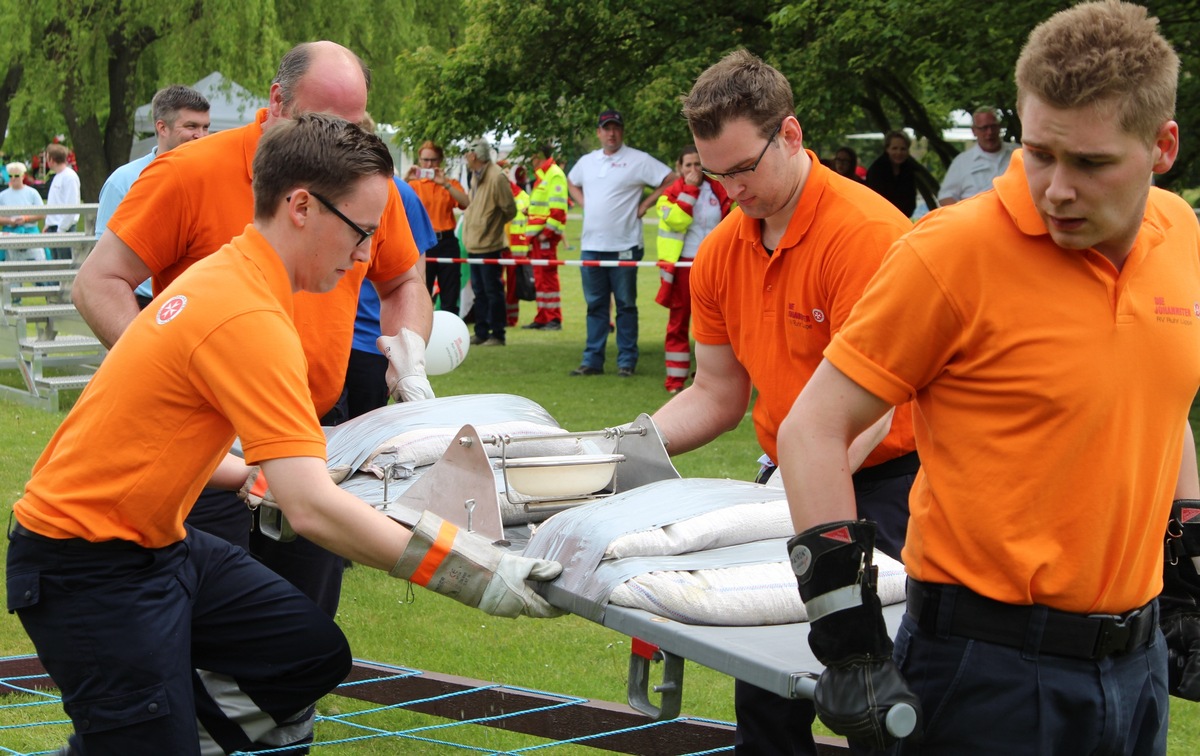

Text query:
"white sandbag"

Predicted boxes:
[[609, 550, 907, 626], [604, 499, 794, 560]]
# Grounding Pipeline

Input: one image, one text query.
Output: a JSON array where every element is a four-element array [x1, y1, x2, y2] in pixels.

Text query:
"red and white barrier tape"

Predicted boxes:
[[424, 257, 692, 268]]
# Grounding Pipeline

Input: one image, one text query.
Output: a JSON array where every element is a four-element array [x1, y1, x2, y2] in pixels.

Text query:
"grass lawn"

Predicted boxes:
[[2, 217, 1199, 753]]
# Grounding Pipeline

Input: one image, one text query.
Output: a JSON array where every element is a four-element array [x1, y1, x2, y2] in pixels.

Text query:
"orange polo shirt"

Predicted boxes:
[[827, 151, 1200, 613], [107, 109, 418, 415], [408, 178, 467, 233], [15, 227, 327, 547], [690, 152, 916, 467]]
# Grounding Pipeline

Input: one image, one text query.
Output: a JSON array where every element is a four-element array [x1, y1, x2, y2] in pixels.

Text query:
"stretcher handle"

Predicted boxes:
[[793, 676, 917, 739]]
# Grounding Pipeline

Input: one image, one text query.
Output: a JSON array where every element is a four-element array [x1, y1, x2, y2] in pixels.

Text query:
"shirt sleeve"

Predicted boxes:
[[366, 182, 421, 283], [827, 237, 964, 406], [95, 176, 122, 239], [188, 310, 327, 464], [937, 154, 969, 203]]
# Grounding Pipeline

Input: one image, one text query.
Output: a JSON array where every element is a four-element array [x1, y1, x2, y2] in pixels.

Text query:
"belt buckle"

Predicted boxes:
[[1090, 609, 1140, 658]]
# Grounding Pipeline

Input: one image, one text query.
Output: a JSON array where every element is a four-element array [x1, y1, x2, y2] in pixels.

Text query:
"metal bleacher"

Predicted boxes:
[[0, 203, 104, 411]]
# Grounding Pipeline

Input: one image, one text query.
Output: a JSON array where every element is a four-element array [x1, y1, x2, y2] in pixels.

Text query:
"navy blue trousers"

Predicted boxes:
[[6, 526, 350, 755]]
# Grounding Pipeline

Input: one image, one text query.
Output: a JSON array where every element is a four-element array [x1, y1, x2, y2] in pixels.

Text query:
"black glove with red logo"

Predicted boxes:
[[789, 520, 921, 749]]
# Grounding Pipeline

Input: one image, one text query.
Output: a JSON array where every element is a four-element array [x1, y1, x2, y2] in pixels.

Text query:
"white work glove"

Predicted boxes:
[[377, 329, 436, 402], [390, 511, 565, 619], [237, 465, 353, 508]]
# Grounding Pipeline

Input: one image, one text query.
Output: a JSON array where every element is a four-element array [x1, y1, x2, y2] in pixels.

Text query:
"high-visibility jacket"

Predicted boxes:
[[525, 158, 568, 240], [655, 175, 733, 264], [508, 181, 530, 254]]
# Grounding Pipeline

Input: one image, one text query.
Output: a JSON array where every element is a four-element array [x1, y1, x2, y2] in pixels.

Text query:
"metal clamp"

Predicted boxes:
[[626, 637, 683, 721]]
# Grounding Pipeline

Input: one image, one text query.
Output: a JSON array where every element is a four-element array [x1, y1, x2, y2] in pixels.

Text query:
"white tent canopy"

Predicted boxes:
[[130, 72, 267, 158]]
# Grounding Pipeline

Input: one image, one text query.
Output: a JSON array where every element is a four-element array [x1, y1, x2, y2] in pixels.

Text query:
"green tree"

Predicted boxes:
[[0, 0, 444, 202], [393, 0, 775, 164]]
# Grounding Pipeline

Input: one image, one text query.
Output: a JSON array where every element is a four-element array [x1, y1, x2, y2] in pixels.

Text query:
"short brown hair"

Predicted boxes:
[[46, 144, 69, 165], [252, 113, 393, 219], [1016, 0, 1178, 144], [417, 140, 444, 162], [152, 84, 210, 125], [682, 50, 794, 141]]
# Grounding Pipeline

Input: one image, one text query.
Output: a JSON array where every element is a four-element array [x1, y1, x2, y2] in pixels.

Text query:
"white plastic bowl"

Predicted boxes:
[[502, 454, 622, 498]]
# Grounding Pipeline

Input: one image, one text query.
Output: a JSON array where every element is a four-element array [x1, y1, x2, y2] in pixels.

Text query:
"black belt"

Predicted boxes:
[[757, 450, 919, 485], [853, 450, 919, 484], [10, 522, 59, 543], [434, 231, 452, 240], [907, 578, 1157, 661]]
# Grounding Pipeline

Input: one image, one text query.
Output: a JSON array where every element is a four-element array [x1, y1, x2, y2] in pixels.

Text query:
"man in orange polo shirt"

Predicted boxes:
[[8, 114, 560, 756], [779, 2, 1200, 751], [73, 42, 435, 625], [647, 50, 916, 755]]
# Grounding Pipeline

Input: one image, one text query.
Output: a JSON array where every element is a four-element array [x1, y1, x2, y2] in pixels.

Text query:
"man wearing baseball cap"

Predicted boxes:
[[567, 108, 674, 377]]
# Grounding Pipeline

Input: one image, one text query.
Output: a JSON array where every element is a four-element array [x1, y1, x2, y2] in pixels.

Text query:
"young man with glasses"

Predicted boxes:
[[645, 49, 918, 756], [8, 114, 562, 756], [937, 107, 1018, 206]]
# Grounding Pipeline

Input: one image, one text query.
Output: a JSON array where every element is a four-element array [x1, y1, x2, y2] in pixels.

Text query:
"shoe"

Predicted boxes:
[[542, 321, 562, 331], [469, 335, 487, 346], [617, 367, 635, 378], [520, 322, 545, 330], [666, 386, 682, 395], [570, 365, 603, 376], [482, 338, 506, 346]]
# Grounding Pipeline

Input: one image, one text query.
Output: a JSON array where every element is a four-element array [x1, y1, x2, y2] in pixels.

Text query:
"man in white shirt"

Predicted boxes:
[[937, 107, 1017, 206], [567, 109, 673, 377], [44, 142, 81, 260]]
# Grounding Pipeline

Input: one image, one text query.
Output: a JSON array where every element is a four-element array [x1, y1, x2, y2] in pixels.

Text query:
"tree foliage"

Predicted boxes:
[[395, 0, 1200, 193], [3, 1, 1199, 201], [0, 0, 449, 201], [393, 0, 776, 165]]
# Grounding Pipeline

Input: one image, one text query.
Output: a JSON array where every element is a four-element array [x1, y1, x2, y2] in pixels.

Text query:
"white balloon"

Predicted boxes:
[[426, 310, 470, 375]]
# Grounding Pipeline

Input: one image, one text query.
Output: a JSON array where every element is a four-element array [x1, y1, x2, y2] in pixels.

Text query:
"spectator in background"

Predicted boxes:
[[44, 143, 80, 260], [461, 136, 517, 346], [0, 162, 46, 262], [567, 109, 674, 377], [95, 84, 211, 308], [831, 145, 864, 182], [938, 107, 1018, 205], [505, 172, 530, 327], [522, 144, 569, 331], [407, 140, 470, 314], [653, 144, 732, 394], [866, 130, 918, 217]]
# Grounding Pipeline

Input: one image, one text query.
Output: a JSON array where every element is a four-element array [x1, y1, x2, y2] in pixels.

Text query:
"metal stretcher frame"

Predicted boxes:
[[592, 599, 908, 720], [260, 398, 904, 726]]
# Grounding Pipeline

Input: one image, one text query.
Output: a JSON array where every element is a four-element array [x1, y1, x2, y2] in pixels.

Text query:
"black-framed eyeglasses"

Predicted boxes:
[[310, 191, 374, 247], [701, 122, 783, 181]]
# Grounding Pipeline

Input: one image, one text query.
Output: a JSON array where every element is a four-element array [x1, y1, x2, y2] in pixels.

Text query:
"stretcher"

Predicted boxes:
[[255, 395, 909, 723]]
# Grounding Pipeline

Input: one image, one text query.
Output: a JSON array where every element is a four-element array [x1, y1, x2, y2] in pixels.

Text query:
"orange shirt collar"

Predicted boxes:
[[737, 149, 828, 253]]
